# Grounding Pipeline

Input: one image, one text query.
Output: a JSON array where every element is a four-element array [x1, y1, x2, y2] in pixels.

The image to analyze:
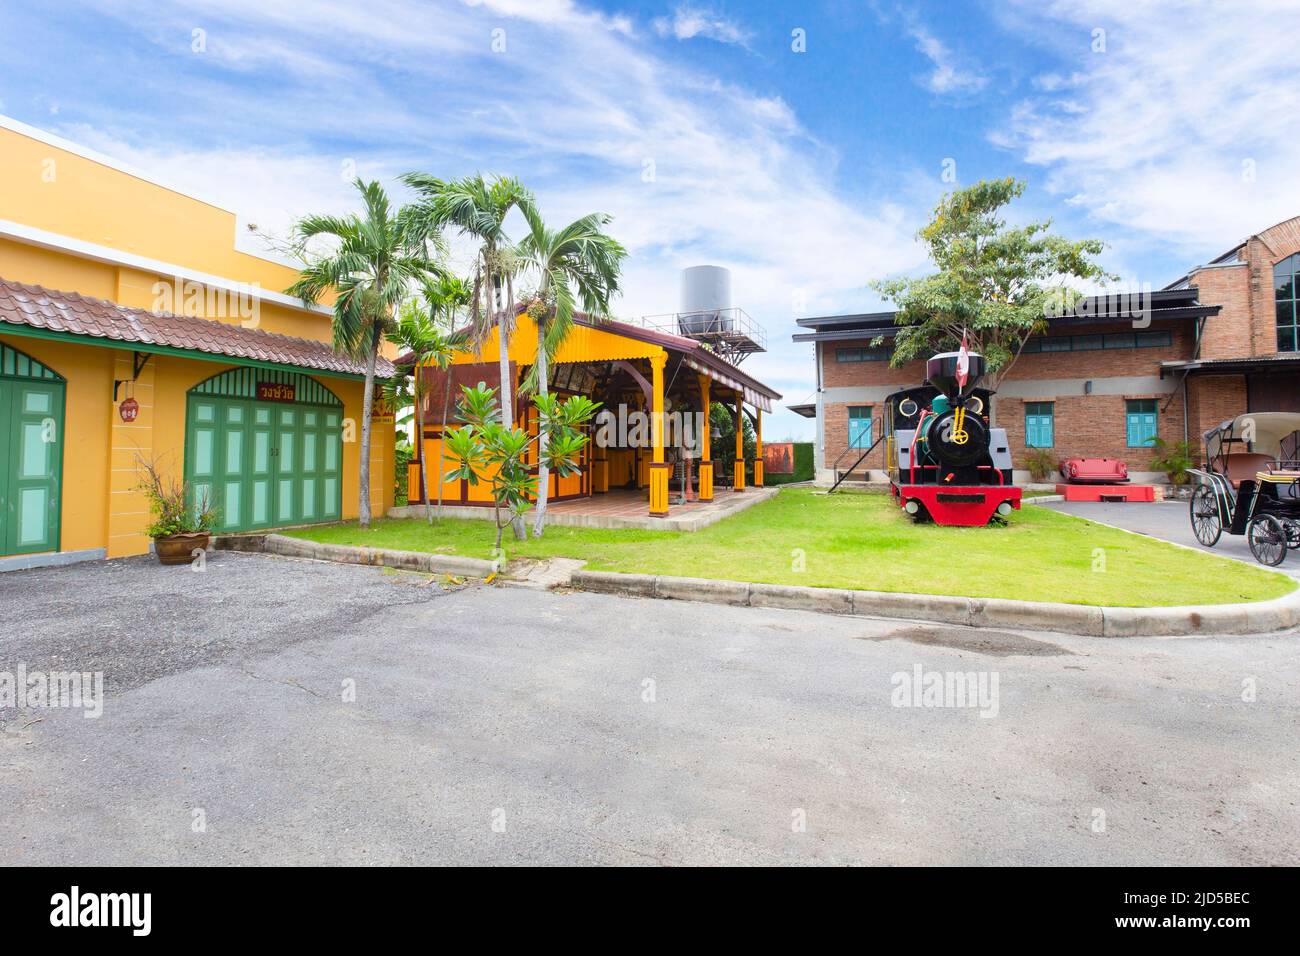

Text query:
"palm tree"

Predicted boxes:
[[401, 172, 535, 539], [386, 305, 463, 524], [287, 179, 433, 529], [411, 273, 470, 519], [515, 206, 627, 537]]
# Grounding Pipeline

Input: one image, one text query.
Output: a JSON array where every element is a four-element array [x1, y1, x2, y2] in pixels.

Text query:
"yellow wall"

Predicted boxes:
[[0, 121, 395, 560]]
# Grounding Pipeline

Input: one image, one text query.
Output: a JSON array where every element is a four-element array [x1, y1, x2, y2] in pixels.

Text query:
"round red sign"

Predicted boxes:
[[119, 397, 139, 422]]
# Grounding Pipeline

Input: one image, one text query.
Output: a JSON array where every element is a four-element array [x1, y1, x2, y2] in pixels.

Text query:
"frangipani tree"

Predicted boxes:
[[442, 382, 599, 550]]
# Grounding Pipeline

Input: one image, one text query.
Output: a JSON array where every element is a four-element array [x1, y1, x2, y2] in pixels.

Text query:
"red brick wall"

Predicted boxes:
[[1008, 322, 1193, 377], [1189, 216, 1300, 360], [1187, 374, 1247, 445], [822, 340, 925, 388], [1190, 262, 1253, 360], [1247, 218, 1300, 357], [999, 392, 1185, 474]]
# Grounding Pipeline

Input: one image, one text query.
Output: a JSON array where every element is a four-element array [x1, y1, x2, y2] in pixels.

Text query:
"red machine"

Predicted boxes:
[[887, 350, 1022, 526]]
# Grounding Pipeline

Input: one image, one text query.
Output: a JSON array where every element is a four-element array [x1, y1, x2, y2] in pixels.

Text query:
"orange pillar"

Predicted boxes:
[[697, 375, 713, 501], [754, 408, 764, 487], [734, 392, 746, 491], [649, 353, 670, 516]]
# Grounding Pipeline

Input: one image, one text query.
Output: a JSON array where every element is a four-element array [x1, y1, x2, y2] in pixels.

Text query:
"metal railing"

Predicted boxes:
[[634, 308, 767, 364]]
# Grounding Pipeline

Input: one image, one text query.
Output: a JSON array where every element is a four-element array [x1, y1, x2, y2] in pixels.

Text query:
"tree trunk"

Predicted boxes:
[[359, 325, 379, 529], [503, 271, 525, 541], [437, 368, 452, 521], [532, 317, 550, 537], [417, 376, 432, 525]]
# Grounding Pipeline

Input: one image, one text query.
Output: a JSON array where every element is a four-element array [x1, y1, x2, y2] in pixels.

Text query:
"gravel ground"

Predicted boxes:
[[1, 551, 1298, 866]]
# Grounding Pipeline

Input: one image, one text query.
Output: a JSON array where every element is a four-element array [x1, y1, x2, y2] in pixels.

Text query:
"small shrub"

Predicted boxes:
[[1147, 437, 1197, 485], [1022, 448, 1058, 482], [136, 454, 216, 537]]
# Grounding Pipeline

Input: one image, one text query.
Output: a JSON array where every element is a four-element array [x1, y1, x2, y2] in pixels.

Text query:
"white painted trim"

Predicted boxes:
[[0, 219, 331, 317], [0, 113, 306, 272]]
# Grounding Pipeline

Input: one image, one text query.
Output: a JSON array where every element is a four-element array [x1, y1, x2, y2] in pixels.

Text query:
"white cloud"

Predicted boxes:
[[652, 5, 751, 47], [14, 0, 935, 439], [995, 0, 1300, 261], [907, 24, 988, 95]]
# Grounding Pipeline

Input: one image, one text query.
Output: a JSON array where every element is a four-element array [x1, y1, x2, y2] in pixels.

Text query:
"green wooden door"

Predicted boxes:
[[186, 387, 342, 533], [0, 379, 64, 556]]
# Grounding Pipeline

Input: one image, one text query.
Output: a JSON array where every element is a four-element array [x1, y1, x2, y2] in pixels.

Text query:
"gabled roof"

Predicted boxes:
[[405, 303, 782, 409], [0, 276, 391, 379]]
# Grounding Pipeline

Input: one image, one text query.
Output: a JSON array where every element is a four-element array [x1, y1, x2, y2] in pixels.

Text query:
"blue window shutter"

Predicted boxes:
[[1024, 403, 1054, 448]]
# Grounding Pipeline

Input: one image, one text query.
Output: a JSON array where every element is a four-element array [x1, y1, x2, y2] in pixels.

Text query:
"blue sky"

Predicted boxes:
[[2, 0, 1298, 440]]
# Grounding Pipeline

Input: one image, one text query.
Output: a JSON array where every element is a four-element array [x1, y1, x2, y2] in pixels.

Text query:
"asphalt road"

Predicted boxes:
[[2, 552, 1298, 866], [1040, 498, 1300, 581]]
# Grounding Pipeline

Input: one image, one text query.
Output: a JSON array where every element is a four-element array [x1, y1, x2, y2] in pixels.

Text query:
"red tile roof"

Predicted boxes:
[[0, 276, 393, 378]]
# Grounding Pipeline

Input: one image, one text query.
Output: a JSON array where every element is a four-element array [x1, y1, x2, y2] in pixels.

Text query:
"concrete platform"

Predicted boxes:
[[1055, 482, 1157, 502], [391, 486, 781, 531]]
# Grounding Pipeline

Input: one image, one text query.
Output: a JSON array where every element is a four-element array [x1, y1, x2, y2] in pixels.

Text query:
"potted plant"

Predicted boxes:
[[136, 455, 217, 565], [1147, 437, 1197, 498]]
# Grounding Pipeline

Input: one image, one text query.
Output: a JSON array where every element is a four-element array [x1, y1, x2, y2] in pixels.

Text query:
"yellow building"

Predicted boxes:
[[408, 309, 781, 518], [0, 116, 394, 568]]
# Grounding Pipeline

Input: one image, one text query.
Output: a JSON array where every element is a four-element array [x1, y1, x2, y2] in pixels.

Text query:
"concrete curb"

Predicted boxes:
[[213, 533, 500, 578], [570, 570, 1300, 637]]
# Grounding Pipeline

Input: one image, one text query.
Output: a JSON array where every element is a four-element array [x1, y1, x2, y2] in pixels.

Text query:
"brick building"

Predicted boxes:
[[792, 216, 1300, 484]]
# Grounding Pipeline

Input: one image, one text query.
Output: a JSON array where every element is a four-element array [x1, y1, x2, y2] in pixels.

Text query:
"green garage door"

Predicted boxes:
[[186, 369, 342, 533], [0, 344, 64, 557]]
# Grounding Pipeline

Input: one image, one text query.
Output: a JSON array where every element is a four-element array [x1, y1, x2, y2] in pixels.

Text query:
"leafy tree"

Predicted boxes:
[[711, 402, 756, 482], [401, 174, 535, 541], [515, 206, 627, 537], [442, 383, 600, 550], [287, 179, 435, 528], [385, 306, 464, 523], [871, 178, 1114, 387]]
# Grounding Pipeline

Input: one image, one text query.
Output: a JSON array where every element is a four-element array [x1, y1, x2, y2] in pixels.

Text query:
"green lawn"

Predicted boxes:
[[284, 487, 1294, 607]]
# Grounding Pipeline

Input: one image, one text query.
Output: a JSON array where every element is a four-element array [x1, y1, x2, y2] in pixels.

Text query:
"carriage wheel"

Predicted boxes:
[[1247, 514, 1288, 567], [1189, 485, 1221, 547]]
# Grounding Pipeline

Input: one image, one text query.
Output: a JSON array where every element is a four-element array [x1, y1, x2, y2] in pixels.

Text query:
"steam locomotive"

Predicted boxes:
[[884, 351, 1022, 526]]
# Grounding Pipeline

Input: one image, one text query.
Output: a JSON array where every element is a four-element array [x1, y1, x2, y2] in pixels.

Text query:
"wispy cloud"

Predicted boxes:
[[993, 0, 1300, 259], [2, 0, 934, 434], [907, 23, 988, 95], [652, 5, 751, 48]]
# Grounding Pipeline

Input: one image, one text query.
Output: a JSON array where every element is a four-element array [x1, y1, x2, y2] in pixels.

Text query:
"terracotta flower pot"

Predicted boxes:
[[153, 532, 211, 565]]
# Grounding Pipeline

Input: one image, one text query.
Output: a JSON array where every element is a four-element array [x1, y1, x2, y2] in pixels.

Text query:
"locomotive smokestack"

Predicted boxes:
[[926, 351, 987, 398]]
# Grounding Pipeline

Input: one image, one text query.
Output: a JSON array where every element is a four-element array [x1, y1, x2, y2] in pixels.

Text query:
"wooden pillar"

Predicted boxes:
[[754, 408, 764, 487], [734, 392, 746, 491], [649, 353, 670, 516], [697, 375, 713, 501]]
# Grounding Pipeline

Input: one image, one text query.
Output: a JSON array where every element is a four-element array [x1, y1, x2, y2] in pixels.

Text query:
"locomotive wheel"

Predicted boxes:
[[1247, 514, 1288, 567], [1189, 485, 1222, 547]]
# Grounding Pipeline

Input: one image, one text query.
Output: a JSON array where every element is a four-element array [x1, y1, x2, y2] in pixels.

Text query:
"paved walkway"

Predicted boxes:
[[1039, 498, 1300, 581], [2, 552, 1298, 865]]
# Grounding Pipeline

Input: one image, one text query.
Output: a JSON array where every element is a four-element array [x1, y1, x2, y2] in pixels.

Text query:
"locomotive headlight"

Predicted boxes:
[[996, 501, 1012, 516], [904, 499, 920, 514]]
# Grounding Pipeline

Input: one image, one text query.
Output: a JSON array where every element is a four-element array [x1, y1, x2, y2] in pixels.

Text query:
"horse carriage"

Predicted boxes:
[[1187, 412, 1300, 566]]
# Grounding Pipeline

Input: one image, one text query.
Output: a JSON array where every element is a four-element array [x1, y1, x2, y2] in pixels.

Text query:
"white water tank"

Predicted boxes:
[[678, 265, 733, 335]]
